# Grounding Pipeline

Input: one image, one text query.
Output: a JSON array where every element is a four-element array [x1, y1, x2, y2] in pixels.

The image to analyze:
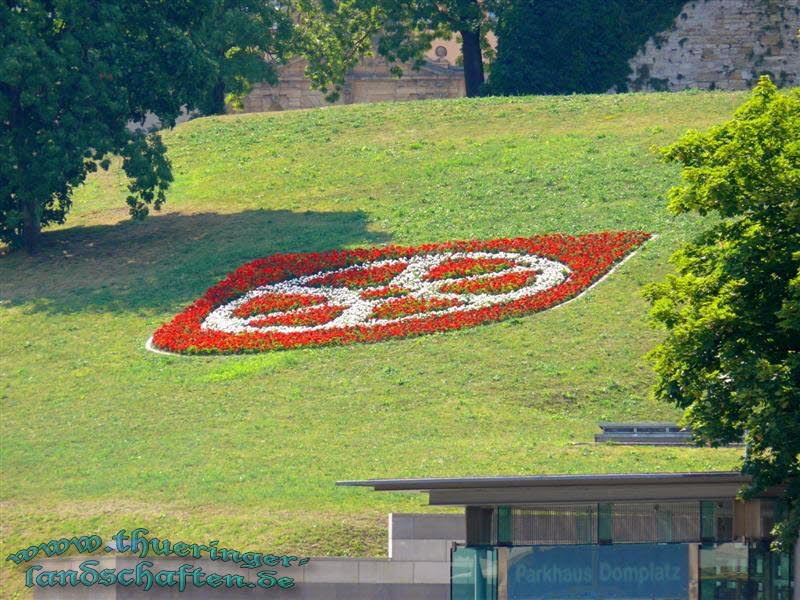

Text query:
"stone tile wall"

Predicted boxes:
[[627, 0, 800, 91]]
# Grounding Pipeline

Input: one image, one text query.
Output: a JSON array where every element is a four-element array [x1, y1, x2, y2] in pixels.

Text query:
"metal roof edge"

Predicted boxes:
[[336, 471, 750, 491]]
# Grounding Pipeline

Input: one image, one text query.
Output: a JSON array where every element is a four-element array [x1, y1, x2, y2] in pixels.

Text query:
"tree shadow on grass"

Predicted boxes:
[[0, 209, 391, 315]]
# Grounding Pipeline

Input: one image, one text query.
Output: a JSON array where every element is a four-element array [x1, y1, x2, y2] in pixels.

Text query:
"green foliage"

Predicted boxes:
[[0, 0, 498, 253], [0, 0, 291, 251], [292, 0, 495, 99], [288, 0, 385, 102], [359, 1, 488, 59], [195, 2, 294, 113], [486, 0, 685, 95], [644, 78, 800, 549], [375, 0, 492, 96]]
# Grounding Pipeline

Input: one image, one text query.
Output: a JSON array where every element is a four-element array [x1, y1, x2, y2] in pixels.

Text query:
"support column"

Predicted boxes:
[[688, 543, 700, 600], [497, 547, 508, 600]]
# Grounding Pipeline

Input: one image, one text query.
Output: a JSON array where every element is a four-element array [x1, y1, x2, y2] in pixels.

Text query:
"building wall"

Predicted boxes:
[[627, 0, 800, 91], [26, 511, 798, 598], [238, 56, 464, 113], [425, 32, 498, 65]]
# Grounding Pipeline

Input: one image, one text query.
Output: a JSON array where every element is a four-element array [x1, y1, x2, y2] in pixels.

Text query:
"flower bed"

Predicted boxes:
[[423, 257, 515, 281], [233, 292, 326, 318], [306, 262, 408, 289], [370, 296, 462, 320], [151, 232, 650, 354], [249, 305, 347, 327], [439, 269, 540, 295], [359, 286, 410, 300]]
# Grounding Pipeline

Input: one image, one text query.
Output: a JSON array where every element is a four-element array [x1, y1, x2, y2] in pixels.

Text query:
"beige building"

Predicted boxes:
[[238, 53, 465, 113]]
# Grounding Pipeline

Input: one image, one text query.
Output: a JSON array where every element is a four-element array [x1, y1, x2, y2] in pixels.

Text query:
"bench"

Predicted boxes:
[[594, 422, 694, 445]]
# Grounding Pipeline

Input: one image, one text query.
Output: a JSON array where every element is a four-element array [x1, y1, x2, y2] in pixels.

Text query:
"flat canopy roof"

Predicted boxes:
[[337, 472, 758, 506]]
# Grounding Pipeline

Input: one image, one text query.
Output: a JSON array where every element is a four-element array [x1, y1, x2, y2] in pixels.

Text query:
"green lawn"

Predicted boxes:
[[1, 91, 747, 598]]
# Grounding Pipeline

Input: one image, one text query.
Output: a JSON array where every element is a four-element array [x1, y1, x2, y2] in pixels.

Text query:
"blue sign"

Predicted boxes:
[[508, 544, 689, 599]]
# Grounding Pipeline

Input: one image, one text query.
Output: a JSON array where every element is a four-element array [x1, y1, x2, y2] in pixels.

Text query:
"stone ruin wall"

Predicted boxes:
[[235, 0, 799, 114], [627, 0, 800, 91]]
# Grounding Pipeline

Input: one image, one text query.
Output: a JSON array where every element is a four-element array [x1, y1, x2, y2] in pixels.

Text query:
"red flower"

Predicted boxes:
[[439, 269, 540, 294], [249, 305, 347, 327], [233, 293, 326, 318], [360, 286, 411, 300], [371, 296, 462, 319], [424, 257, 514, 281], [306, 262, 408, 289]]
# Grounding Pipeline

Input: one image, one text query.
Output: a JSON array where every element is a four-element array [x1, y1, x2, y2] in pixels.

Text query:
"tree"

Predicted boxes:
[[283, 0, 384, 102], [195, 2, 295, 115], [644, 77, 800, 549], [295, 0, 496, 99], [375, 0, 494, 98], [485, 0, 685, 95], [0, 1, 292, 252]]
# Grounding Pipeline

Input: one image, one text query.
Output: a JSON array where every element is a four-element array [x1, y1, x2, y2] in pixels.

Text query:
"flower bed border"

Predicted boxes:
[[149, 232, 651, 355]]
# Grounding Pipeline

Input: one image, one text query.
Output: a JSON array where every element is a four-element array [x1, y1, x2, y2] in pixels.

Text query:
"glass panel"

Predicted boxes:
[[506, 543, 690, 599], [701, 501, 716, 543], [452, 546, 497, 600], [748, 542, 794, 600], [699, 543, 749, 600], [700, 501, 734, 543], [716, 502, 734, 543], [658, 508, 674, 543], [598, 503, 613, 544], [769, 549, 793, 600], [498, 507, 513, 546]]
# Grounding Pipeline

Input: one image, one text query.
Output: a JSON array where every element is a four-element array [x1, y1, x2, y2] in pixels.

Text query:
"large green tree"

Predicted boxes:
[[0, 1, 497, 253], [293, 0, 496, 100], [644, 77, 800, 549], [374, 0, 495, 98], [0, 0, 292, 252]]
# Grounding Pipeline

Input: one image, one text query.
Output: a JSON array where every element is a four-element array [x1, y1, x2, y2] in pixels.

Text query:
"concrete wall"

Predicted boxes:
[[627, 0, 800, 91], [390, 513, 465, 562], [31, 514, 464, 600]]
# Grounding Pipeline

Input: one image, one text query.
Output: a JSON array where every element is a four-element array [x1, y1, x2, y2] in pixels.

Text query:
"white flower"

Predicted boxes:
[[202, 252, 571, 334]]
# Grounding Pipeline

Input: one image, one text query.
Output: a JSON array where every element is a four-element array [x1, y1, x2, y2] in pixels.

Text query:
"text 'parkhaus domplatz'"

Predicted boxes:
[[340, 471, 797, 600]]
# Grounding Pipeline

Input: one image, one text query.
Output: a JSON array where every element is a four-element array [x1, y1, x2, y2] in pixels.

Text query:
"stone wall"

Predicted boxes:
[[238, 56, 464, 113], [627, 0, 800, 91]]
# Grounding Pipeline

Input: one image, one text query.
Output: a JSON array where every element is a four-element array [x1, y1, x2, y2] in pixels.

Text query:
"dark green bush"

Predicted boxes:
[[485, 0, 686, 95]]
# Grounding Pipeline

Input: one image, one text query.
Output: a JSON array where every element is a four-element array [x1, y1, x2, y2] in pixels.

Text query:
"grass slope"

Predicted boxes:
[[1, 91, 747, 598]]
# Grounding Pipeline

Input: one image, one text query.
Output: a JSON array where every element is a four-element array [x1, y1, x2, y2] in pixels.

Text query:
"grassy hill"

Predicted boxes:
[[0, 91, 748, 598]]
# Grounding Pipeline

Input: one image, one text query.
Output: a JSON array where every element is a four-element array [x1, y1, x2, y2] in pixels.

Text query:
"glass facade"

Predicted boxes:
[[452, 546, 497, 600], [699, 543, 793, 600], [452, 501, 794, 600], [506, 543, 691, 599]]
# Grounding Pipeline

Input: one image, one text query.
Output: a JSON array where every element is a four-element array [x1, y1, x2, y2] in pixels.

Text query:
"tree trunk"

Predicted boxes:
[[460, 29, 485, 97], [207, 80, 227, 115], [21, 197, 41, 254]]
